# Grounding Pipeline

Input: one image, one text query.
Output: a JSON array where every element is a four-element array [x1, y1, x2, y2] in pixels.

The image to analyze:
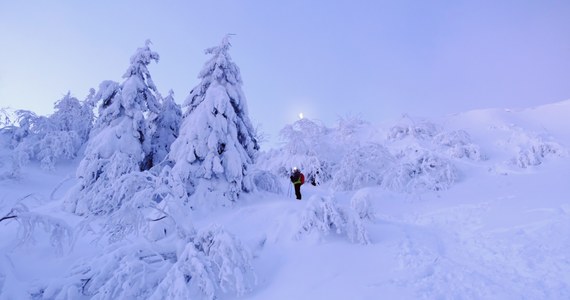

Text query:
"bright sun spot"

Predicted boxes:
[[299, 112, 304, 119]]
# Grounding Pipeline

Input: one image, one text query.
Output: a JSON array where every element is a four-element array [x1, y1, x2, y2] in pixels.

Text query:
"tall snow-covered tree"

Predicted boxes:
[[169, 35, 259, 207], [148, 90, 182, 167], [64, 40, 161, 215]]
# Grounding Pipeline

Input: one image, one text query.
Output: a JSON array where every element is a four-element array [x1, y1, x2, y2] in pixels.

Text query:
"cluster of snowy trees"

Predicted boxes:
[[57, 37, 260, 299], [3, 92, 94, 174], [1, 36, 263, 299], [258, 115, 483, 194], [2, 35, 568, 299]]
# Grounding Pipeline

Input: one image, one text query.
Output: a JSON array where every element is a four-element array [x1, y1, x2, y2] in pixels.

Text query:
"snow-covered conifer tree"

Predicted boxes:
[[65, 41, 161, 215], [148, 90, 182, 167], [169, 35, 259, 207]]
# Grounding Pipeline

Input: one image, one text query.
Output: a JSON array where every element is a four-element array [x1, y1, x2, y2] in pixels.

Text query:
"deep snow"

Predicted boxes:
[[1, 101, 570, 299]]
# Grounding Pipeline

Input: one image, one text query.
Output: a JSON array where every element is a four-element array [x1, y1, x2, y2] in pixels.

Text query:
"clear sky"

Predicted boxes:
[[1, 0, 570, 148]]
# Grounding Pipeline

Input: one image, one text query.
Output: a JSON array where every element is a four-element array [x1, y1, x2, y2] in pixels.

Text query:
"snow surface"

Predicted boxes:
[[2, 100, 570, 299]]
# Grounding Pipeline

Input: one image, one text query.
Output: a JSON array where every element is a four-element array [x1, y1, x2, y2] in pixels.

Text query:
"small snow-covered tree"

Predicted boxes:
[[247, 169, 283, 194], [514, 140, 565, 168], [152, 225, 256, 299], [51, 91, 95, 143], [64, 41, 161, 216], [10, 111, 45, 174], [279, 118, 332, 185], [350, 189, 376, 222], [9, 92, 94, 172], [0, 199, 73, 255], [192, 225, 256, 296], [505, 131, 566, 168], [169, 35, 259, 207], [47, 225, 255, 300], [332, 143, 393, 191], [9, 110, 36, 147], [41, 242, 176, 300], [383, 147, 457, 193], [148, 90, 182, 167], [434, 130, 484, 161], [333, 114, 379, 146], [387, 115, 440, 141], [0, 107, 17, 132], [258, 118, 333, 186]]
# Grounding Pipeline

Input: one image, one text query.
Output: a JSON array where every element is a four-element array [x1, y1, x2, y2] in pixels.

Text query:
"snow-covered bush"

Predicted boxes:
[[150, 244, 215, 300], [387, 116, 440, 141], [169, 35, 259, 207], [152, 225, 256, 299], [247, 169, 282, 194], [513, 138, 565, 168], [0, 201, 73, 255], [69, 168, 194, 244], [332, 143, 393, 191], [40, 242, 176, 300], [45, 225, 254, 299], [434, 130, 484, 161], [384, 148, 457, 193], [297, 195, 370, 244], [334, 115, 371, 144], [350, 189, 376, 222], [192, 225, 256, 296], [94, 172, 159, 239]]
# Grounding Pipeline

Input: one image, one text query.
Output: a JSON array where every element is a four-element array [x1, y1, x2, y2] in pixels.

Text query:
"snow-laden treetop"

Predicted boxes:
[[121, 39, 161, 117], [186, 35, 244, 113]]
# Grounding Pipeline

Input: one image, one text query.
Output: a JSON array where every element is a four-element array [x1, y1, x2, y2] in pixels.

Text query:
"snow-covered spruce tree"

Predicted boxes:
[[169, 35, 259, 208], [148, 90, 182, 167], [64, 41, 161, 215]]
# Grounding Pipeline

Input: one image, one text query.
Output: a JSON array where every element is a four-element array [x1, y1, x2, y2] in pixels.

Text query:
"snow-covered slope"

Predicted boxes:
[[1, 101, 570, 299]]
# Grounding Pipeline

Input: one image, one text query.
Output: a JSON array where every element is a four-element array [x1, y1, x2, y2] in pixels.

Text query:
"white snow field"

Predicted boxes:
[[1, 100, 570, 299]]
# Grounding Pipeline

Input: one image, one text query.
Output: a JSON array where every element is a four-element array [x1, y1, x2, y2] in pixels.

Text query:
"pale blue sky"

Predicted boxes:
[[1, 0, 570, 147]]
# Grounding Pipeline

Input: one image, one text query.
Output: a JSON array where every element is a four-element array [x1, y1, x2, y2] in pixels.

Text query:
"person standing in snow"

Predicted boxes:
[[290, 167, 305, 200]]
